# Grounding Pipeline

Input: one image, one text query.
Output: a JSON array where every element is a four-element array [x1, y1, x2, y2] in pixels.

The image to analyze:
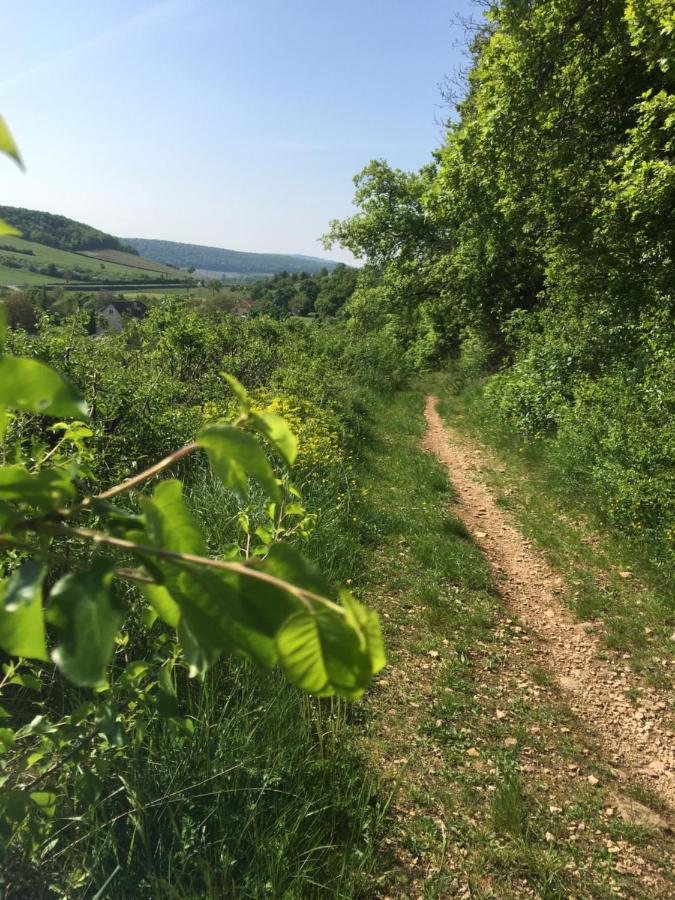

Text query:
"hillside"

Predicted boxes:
[[125, 237, 338, 276], [0, 206, 137, 254], [0, 234, 191, 287]]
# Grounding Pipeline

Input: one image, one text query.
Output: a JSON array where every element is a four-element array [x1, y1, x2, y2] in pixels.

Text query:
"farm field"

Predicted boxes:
[[0, 234, 191, 286], [80, 247, 183, 274]]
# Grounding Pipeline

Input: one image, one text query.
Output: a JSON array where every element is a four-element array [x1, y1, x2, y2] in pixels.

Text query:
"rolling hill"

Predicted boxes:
[[125, 238, 338, 276], [0, 234, 191, 288]]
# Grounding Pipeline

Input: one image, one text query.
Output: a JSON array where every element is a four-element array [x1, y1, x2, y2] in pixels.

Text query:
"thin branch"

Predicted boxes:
[[50, 525, 343, 615], [92, 441, 198, 503]]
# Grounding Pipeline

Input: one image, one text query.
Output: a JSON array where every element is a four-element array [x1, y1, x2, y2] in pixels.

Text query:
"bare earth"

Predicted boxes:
[[422, 396, 675, 809]]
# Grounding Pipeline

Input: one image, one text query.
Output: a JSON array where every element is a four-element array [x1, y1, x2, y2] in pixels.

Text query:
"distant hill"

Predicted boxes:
[[125, 238, 338, 276], [0, 234, 191, 288], [0, 206, 137, 255]]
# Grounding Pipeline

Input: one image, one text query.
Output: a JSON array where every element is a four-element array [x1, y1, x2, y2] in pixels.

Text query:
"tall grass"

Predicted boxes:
[[7, 407, 385, 898]]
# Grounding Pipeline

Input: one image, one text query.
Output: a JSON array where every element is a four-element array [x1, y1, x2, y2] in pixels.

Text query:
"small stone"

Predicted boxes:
[[495, 709, 507, 720], [475, 531, 487, 539], [428, 650, 439, 658], [466, 747, 480, 757], [587, 775, 600, 786], [619, 571, 632, 579], [549, 805, 562, 815], [545, 831, 555, 843]]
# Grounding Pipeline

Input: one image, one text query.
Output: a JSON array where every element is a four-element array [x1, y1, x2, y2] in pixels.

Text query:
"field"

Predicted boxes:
[[0, 235, 191, 287], [80, 248, 182, 274]]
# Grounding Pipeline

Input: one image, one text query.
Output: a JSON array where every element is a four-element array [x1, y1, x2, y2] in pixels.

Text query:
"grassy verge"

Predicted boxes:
[[432, 371, 674, 692], [345, 378, 674, 897]]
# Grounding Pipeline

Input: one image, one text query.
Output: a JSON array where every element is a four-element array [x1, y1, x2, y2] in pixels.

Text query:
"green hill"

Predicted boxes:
[[0, 234, 191, 287], [0, 206, 137, 254], [125, 238, 338, 276]]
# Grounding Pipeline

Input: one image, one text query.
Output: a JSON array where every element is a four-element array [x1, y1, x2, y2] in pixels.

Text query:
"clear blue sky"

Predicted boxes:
[[1, 1, 477, 262]]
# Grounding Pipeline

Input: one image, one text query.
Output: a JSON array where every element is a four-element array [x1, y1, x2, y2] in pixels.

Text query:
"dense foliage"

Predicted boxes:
[[0, 206, 137, 254], [250, 263, 358, 318], [327, 0, 674, 568], [0, 295, 407, 894], [126, 237, 339, 276]]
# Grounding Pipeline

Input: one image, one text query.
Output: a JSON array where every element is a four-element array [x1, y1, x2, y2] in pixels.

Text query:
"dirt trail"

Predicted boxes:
[[423, 396, 675, 809]]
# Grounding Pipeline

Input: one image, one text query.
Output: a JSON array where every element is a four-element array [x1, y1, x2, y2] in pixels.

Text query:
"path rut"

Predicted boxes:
[[423, 396, 675, 809]]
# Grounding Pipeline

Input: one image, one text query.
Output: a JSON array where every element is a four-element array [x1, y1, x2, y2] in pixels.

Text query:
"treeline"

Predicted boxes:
[[0, 206, 138, 253], [126, 237, 339, 276], [250, 263, 358, 318], [327, 0, 674, 567]]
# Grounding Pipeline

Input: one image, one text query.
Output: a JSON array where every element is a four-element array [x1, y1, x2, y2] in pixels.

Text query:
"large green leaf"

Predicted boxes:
[[0, 466, 74, 510], [0, 357, 88, 419], [238, 542, 329, 635], [276, 607, 372, 699], [0, 116, 23, 169], [250, 411, 298, 466], [340, 589, 386, 675], [221, 372, 251, 413], [47, 563, 122, 687], [141, 479, 205, 558], [0, 560, 48, 661], [197, 425, 280, 502], [141, 481, 286, 670], [139, 583, 180, 628]]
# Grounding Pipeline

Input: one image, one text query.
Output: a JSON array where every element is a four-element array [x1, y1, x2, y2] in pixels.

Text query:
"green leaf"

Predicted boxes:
[[276, 607, 372, 699], [0, 357, 88, 419], [0, 560, 48, 661], [29, 792, 56, 817], [141, 480, 205, 557], [0, 116, 23, 169], [340, 589, 386, 675], [0, 728, 15, 753], [250, 411, 298, 466], [198, 424, 280, 501], [139, 583, 180, 628], [221, 372, 251, 413], [47, 563, 122, 687], [177, 617, 221, 679], [0, 466, 74, 510]]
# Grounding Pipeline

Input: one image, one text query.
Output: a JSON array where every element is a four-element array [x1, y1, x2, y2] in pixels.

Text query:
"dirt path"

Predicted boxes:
[[423, 396, 675, 809]]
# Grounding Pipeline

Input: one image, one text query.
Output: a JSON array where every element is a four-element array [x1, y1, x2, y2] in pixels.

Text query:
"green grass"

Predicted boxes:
[[80, 248, 181, 274], [4, 374, 673, 898], [341, 378, 675, 897], [434, 371, 675, 690], [0, 263, 54, 285], [5, 437, 383, 899], [0, 235, 191, 286]]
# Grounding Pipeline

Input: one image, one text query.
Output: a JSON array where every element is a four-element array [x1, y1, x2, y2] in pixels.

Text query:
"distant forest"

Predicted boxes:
[[126, 237, 339, 276], [0, 206, 137, 254]]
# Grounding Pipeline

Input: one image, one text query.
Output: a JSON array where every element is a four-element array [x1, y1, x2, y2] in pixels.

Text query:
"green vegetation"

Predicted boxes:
[[250, 264, 358, 318], [127, 237, 339, 276], [0, 300, 404, 896], [326, 0, 675, 574], [437, 374, 674, 691], [0, 234, 191, 288], [1, 0, 674, 894], [326, 379, 674, 897], [0, 206, 137, 254]]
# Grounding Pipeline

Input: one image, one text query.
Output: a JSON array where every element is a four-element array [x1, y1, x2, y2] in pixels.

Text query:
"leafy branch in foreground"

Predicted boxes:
[[0, 315, 384, 696]]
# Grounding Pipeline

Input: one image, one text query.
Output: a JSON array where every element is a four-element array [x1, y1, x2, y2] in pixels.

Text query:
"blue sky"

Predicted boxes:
[[1, 1, 477, 261]]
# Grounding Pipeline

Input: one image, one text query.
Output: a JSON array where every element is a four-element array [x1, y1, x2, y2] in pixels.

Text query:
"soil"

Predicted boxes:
[[422, 395, 675, 809]]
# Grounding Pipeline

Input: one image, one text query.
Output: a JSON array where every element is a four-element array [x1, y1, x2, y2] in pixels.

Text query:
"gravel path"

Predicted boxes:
[[423, 396, 675, 809]]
